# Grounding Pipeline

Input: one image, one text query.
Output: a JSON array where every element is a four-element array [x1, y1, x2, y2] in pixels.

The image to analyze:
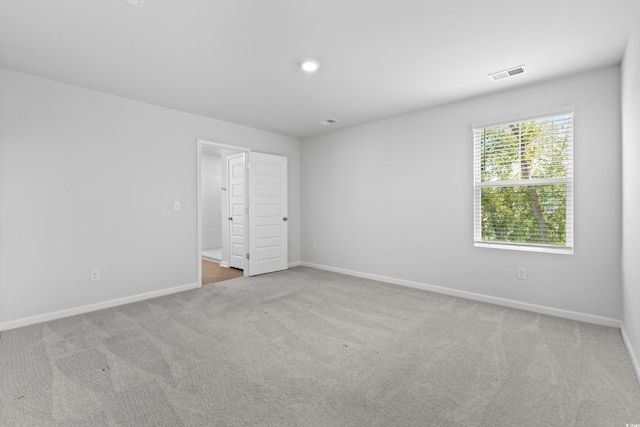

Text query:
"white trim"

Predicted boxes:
[[0, 282, 199, 332], [196, 139, 252, 153], [621, 324, 640, 385], [197, 141, 204, 285], [288, 261, 302, 268], [474, 241, 573, 255], [300, 262, 621, 328], [471, 105, 575, 129]]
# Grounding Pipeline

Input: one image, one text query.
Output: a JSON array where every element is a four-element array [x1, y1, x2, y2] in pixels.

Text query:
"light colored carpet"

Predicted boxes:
[[1, 267, 639, 426], [201, 259, 243, 285]]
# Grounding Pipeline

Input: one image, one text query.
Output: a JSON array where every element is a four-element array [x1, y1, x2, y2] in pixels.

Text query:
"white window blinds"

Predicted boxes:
[[473, 110, 574, 254]]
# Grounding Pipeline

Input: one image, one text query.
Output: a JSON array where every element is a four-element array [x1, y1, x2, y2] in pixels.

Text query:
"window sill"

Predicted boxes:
[[474, 241, 573, 255]]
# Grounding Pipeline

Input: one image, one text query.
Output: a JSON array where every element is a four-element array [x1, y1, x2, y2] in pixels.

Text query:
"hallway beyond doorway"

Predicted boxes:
[[202, 247, 221, 262], [201, 259, 243, 285]]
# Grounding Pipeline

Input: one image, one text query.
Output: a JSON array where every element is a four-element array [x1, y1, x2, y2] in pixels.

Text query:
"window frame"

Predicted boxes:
[[472, 106, 575, 255]]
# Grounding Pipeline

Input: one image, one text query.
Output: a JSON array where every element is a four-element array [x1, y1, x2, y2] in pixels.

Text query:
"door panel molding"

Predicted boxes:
[[228, 153, 246, 270], [248, 152, 288, 276]]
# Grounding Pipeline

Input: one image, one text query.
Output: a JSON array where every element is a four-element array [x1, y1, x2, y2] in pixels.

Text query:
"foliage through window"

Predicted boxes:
[[473, 110, 573, 253]]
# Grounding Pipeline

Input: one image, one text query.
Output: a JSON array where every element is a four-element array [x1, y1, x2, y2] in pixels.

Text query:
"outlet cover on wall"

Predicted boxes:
[[517, 267, 527, 280], [90, 269, 100, 281]]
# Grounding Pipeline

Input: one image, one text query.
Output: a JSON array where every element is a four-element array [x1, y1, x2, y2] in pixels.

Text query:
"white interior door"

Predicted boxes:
[[228, 153, 246, 270], [248, 152, 288, 276]]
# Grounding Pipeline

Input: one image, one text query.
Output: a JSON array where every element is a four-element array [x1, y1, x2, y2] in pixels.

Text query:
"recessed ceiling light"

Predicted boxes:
[[301, 60, 320, 73], [488, 65, 526, 81], [124, 0, 144, 6]]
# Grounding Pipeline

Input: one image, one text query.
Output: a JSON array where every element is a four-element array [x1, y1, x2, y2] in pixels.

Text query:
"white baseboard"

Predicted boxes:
[[301, 262, 621, 328], [621, 324, 640, 385], [288, 261, 302, 268], [0, 282, 200, 332]]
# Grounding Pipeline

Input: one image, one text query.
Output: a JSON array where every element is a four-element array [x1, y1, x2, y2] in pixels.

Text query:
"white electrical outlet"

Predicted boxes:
[[174, 201, 181, 211], [517, 267, 527, 280], [90, 269, 100, 282], [312, 242, 317, 250]]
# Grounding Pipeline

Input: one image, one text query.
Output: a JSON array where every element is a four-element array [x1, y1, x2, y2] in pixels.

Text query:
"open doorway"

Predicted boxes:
[[197, 140, 250, 285], [200, 147, 222, 262], [198, 140, 289, 283]]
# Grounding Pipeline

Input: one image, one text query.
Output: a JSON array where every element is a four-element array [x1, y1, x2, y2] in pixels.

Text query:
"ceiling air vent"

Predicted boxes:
[[489, 65, 526, 81], [320, 118, 340, 125]]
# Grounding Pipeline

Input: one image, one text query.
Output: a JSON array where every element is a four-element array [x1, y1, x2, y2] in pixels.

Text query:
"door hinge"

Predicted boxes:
[[246, 253, 250, 260]]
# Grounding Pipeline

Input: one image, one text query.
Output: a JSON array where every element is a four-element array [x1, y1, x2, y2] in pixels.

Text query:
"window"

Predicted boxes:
[[473, 108, 573, 254]]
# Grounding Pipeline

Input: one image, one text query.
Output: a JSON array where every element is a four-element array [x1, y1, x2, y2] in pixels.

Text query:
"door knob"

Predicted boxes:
[[283, 217, 288, 221], [228, 217, 233, 221]]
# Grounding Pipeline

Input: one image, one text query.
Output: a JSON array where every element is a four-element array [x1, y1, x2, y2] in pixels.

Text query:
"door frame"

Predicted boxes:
[[197, 139, 250, 285]]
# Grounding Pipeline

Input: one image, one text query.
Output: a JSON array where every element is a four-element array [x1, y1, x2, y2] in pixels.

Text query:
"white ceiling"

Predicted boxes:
[[1, 0, 638, 139]]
